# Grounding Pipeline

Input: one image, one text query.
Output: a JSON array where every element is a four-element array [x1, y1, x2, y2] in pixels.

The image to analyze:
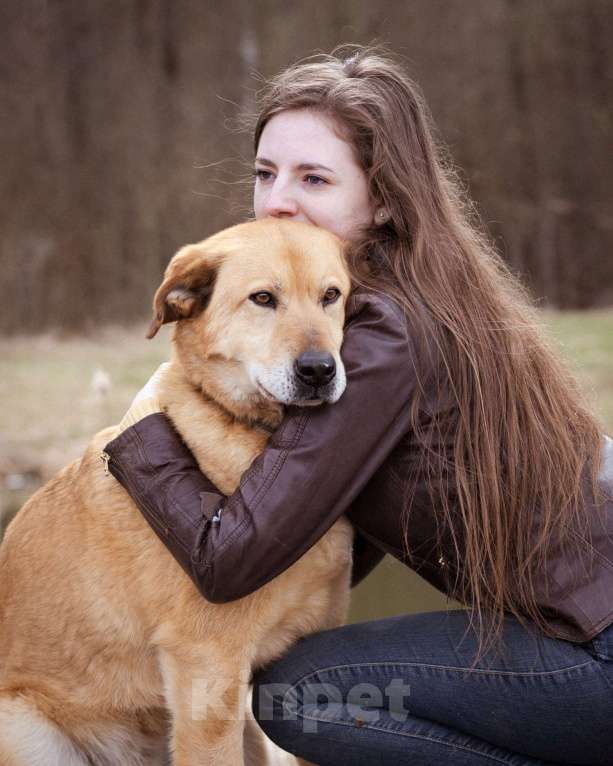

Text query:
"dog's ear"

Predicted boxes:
[[146, 245, 219, 339]]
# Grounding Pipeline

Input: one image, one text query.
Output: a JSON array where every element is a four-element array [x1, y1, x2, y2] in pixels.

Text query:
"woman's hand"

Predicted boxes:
[[118, 362, 170, 432]]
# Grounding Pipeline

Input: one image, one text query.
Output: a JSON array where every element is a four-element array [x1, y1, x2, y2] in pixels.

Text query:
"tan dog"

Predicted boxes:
[[0, 219, 354, 766]]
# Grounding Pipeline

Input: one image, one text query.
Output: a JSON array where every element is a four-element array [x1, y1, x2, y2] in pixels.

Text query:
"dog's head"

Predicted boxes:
[[148, 219, 351, 417]]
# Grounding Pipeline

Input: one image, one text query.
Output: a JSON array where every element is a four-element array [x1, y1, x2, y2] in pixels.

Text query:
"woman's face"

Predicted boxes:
[[253, 109, 376, 241]]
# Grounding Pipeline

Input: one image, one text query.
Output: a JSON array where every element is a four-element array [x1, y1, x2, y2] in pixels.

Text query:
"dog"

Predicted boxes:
[[0, 219, 354, 766]]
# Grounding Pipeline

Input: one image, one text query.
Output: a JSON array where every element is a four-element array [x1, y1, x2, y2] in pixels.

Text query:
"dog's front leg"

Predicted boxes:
[[158, 644, 250, 766]]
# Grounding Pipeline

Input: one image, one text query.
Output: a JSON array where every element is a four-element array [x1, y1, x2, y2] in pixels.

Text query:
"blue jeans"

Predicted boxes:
[[252, 611, 613, 765]]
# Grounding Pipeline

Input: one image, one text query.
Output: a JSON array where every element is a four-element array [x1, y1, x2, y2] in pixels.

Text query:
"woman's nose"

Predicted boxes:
[[263, 180, 299, 218]]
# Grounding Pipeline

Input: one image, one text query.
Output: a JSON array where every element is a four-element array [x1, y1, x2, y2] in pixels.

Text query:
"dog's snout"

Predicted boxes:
[[294, 351, 336, 388]]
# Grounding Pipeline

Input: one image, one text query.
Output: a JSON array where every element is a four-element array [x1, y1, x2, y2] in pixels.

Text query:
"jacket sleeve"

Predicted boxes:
[[104, 291, 417, 603]]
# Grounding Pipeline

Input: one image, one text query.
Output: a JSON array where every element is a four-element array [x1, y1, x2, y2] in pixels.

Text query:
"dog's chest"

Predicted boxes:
[[250, 516, 354, 668], [162, 383, 271, 495]]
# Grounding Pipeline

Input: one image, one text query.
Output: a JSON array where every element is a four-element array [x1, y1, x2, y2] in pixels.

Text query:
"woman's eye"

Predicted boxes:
[[254, 169, 273, 182], [323, 287, 341, 305], [305, 175, 327, 186], [249, 291, 276, 308]]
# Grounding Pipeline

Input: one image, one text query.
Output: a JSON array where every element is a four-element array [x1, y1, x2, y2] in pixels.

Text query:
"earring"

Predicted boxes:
[[376, 209, 389, 224]]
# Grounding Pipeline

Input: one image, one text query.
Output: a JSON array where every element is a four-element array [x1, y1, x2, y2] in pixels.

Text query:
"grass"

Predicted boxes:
[[1, 310, 612, 618], [543, 310, 613, 428], [0, 324, 171, 535], [1, 324, 170, 469]]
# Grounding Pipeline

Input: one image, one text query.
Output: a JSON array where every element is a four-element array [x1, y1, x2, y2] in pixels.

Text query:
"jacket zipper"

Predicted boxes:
[[98, 450, 192, 555]]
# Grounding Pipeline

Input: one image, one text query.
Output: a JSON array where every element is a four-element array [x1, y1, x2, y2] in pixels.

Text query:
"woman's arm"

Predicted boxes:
[[104, 291, 417, 602]]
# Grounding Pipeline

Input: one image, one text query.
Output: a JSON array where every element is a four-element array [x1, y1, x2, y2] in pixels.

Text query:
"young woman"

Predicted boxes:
[[105, 47, 613, 765]]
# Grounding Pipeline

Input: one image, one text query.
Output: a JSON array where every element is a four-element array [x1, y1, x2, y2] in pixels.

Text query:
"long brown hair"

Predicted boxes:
[[251, 45, 602, 659]]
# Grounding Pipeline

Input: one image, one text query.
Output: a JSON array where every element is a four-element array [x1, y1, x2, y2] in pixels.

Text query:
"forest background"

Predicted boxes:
[[2, 0, 612, 620]]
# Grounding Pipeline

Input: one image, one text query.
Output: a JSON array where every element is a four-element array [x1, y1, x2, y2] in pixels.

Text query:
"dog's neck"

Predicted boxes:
[[194, 385, 277, 435], [174, 349, 285, 433], [157, 362, 281, 494]]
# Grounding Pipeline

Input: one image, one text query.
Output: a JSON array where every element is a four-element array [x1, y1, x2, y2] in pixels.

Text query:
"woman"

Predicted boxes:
[[105, 46, 613, 764]]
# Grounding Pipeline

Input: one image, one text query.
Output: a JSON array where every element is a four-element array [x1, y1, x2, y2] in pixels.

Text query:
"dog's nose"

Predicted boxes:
[[294, 351, 336, 387]]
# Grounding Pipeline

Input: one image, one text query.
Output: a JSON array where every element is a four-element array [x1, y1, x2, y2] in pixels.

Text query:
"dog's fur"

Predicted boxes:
[[0, 220, 354, 765]]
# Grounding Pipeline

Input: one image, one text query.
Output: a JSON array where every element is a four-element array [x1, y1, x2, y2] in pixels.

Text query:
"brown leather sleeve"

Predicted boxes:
[[104, 291, 416, 603]]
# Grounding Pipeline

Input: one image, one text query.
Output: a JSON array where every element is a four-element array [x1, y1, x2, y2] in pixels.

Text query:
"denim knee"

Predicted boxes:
[[252, 664, 304, 750]]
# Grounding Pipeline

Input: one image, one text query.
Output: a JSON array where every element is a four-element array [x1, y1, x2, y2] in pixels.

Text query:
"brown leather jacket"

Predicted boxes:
[[104, 291, 613, 643]]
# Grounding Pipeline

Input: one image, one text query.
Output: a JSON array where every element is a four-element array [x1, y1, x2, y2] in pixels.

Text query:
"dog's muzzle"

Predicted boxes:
[[250, 351, 346, 406]]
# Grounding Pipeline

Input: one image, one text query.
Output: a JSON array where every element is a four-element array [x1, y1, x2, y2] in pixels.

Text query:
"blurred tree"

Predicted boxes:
[[1, 0, 611, 333]]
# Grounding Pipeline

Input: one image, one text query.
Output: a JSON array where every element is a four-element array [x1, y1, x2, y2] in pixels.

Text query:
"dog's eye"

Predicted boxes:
[[322, 287, 341, 306], [250, 291, 276, 308]]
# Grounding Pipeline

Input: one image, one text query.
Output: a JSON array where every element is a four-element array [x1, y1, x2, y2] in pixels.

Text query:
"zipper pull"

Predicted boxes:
[[100, 451, 111, 476]]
